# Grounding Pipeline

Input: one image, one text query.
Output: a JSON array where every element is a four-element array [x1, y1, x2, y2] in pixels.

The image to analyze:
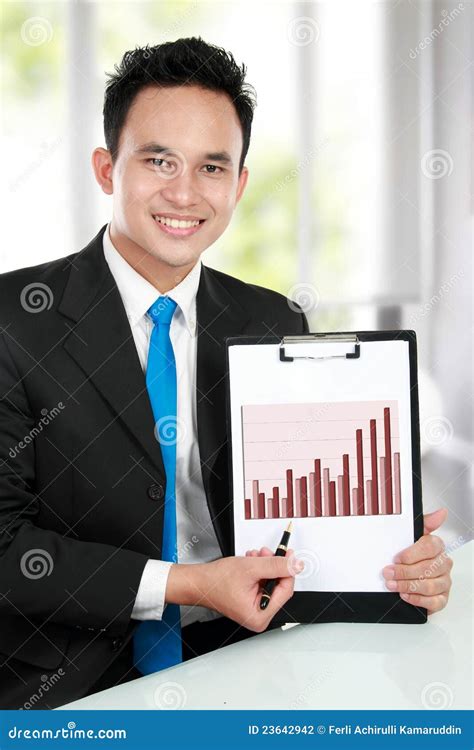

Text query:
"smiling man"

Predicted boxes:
[[0, 37, 452, 709], [95, 80, 249, 292]]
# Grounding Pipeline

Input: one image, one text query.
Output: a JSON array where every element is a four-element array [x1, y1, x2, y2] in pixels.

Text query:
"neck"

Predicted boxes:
[[109, 223, 198, 293]]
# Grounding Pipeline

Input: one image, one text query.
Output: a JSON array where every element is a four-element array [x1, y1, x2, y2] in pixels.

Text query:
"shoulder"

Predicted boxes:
[[0, 252, 78, 317], [204, 265, 305, 317], [203, 265, 308, 333]]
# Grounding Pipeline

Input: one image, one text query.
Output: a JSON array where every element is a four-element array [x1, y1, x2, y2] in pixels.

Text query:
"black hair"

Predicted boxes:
[[103, 36, 256, 174]]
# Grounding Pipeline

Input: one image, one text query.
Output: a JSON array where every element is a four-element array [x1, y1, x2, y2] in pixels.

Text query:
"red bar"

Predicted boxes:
[[342, 454, 351, 515], [314, 460, 322, 516], [356, 428, 365, 515], [286, 469, 294, 518], [300, 476, 308, 517], [281, 497, 288, 517], [258, 492, 265, 519], [370, 419, 379, 515], [337, 475, 344, 515], [323, 468, 330, 516], [379, 457, 386, 514], [329, 481, 336, 516], [308, 472, 316, 516], [244, 498, 251, 519], [384, 407, 394, 513], [266, 498, 273, 519], [272, 486, 280, 518], [294, 479, 301, 517], [393, 452, 402, 514], [252, 479, 260, 519], [352, 487, 358, 514], [366, 480, 372, 513]]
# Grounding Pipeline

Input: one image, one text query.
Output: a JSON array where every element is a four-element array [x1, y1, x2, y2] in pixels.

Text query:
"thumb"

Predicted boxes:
[[253, 554, 304, 579], [423, 507, 448, 535]]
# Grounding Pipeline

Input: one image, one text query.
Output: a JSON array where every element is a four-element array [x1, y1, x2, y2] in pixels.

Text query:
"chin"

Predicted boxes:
[[149, 248, 202, 268]]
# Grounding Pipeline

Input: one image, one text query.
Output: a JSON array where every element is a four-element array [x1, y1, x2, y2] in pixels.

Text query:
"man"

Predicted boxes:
[[0, 37, 452, 709]]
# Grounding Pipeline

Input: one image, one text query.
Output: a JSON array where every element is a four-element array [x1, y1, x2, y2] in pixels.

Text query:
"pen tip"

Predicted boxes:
[[287, 521, 293, 533]]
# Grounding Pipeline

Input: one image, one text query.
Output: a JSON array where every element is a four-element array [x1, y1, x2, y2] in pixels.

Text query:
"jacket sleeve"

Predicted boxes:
[[0, 331, 150, 637]]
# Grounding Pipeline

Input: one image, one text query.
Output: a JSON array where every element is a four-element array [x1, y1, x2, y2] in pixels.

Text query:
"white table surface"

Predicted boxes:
[[59, 540, 473, 710]]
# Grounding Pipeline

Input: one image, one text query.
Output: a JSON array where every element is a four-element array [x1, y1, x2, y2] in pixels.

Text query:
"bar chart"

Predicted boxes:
[[242, 400, 402, 520]]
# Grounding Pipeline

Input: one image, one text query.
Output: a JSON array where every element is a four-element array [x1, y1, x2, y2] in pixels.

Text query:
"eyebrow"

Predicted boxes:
[[134, 142, 233, 165]]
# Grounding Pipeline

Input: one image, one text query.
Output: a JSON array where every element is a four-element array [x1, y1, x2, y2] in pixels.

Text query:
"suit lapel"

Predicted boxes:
[[57, 226, 166, 481]]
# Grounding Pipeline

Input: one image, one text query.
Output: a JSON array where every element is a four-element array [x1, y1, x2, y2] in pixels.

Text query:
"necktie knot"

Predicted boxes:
[[147, 296, 177, 327]]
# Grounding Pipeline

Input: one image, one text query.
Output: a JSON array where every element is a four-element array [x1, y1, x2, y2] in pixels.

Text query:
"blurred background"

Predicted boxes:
[[2, 0, 472, 547]]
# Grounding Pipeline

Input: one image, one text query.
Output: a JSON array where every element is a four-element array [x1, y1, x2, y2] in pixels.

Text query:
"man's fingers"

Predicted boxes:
[[423, 507, 448, 535], [246, 546, 292, 558], [385, 573, 451, 596], [262, 572, 296, 617], [251, 554, 304, 579], [383, 552, 452, 582], [399, 591, 449, 614], [393, 533, 445, 565]]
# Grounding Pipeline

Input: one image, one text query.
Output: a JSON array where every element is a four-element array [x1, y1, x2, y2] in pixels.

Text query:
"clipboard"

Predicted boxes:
[[225, 330, 427, 625]]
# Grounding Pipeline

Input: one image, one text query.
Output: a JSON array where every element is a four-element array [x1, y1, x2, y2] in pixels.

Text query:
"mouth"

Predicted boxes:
[[152, 214, 206, 237]]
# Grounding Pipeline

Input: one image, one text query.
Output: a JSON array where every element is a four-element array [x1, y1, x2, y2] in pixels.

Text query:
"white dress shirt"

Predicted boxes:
[[102, 224, 223, 628]]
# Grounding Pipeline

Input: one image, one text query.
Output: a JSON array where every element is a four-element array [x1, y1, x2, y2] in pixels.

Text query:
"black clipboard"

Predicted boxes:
[[225, 330, 427, 625]]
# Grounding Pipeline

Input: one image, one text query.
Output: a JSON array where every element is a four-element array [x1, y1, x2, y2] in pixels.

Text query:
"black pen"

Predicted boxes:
[[259, 521, 293, 610]]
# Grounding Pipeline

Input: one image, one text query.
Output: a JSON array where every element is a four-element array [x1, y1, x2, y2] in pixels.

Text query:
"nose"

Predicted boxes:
[[159, 169, 201, 208]]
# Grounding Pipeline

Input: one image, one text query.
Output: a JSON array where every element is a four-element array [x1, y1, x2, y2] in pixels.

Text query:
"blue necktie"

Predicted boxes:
[[133, 295, 183, 674]]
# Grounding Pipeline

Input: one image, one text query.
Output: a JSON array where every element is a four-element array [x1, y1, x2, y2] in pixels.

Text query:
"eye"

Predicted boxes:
[[202, 164, 223, 174], [146, 158, 176, 171]]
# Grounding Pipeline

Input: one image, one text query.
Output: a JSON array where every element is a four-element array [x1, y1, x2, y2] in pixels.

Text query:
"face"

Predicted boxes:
[[93, 84, 249, 286]]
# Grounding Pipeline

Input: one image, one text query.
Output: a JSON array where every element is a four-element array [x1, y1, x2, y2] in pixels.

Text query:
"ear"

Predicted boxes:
[[91, 147, 114, 195], [235, 165, 249, 205]]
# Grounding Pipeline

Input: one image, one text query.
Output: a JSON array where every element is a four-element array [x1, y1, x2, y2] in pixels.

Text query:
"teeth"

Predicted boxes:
[[155, 216, 201, 229]]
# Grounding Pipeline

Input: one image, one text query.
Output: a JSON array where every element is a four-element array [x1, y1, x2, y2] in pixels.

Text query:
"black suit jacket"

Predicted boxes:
[[0, 224, 308, 707]]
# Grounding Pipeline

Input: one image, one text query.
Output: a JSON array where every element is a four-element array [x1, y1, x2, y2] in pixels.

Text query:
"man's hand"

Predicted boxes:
[[165, 549, 303, 633], [382, 507, 453, 614]]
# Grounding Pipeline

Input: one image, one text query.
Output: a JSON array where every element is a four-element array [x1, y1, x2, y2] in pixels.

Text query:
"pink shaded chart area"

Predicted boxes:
[[242, 400, 402, 520]]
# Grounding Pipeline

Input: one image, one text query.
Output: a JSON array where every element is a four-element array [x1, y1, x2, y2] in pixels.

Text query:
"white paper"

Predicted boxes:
[[229, 339, 416, 592]]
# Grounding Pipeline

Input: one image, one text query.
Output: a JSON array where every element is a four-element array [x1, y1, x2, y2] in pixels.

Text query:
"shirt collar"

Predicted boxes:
[[102, 223, 201, 336]]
